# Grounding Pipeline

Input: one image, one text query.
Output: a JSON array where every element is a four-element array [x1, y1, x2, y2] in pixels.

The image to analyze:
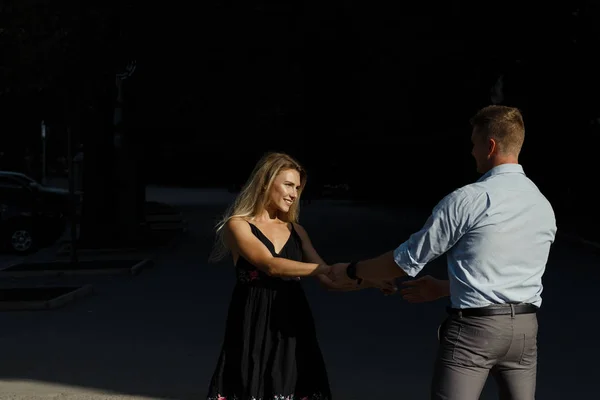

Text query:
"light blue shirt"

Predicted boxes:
[[393, 164, 556, 309]]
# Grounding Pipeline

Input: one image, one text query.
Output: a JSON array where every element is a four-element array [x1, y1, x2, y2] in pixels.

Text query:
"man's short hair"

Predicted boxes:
[[470, 105, 525, 155]]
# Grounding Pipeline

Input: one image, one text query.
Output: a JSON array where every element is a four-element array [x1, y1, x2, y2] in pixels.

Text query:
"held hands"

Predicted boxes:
[[326, 263, 397, 295], [319, 263, 360, 292], [324, 263, 447, 302], [327, 263, 353, 286]]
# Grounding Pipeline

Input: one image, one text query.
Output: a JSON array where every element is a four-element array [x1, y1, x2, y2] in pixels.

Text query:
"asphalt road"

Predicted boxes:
[[0, 187, 597, 399]]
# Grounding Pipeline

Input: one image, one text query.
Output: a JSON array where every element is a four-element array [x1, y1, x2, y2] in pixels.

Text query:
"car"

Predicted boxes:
[[0, 171, 82, 253]]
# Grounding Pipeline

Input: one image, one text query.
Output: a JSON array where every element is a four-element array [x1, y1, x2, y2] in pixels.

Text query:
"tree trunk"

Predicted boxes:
[[78, 85, 121, 248], [113, 133, 143, 245], [78, 72, 146, 248]]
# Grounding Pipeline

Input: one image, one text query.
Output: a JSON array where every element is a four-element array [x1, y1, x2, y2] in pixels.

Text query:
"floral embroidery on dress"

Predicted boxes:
[[249, 270, 259, 281], [207, 393, 327, 400], [236, 268, 262, 283], [236, 268, 301, 284]]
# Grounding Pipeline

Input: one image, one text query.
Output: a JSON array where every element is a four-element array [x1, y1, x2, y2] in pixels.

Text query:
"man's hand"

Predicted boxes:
[[365, 279, 398, 295], [316, 272, 362, 292], [400, 276, 449, 303], [327, 263, 399, 295], [328, 262, 353, 286]]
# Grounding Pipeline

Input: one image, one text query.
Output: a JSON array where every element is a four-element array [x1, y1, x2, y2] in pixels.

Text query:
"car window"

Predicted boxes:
[[0, 177, 31, 206], [0, 177, 24, 188]]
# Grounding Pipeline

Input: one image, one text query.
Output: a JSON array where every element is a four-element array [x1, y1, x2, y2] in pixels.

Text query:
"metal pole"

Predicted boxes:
[[41, 120, 46, 184], [67, 126, 78, 265]]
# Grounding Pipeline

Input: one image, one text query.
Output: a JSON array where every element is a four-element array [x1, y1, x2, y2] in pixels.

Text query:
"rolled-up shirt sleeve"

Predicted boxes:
[[393, 188, 484, 277]]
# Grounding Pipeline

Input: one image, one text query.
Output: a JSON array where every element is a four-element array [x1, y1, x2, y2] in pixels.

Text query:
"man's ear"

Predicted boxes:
[[487, 137, 497, 158]]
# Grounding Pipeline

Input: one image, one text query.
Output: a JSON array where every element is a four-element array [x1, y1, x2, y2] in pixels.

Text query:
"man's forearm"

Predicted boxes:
[[438, 279, 450, 297], [355, 251, 407, 281]]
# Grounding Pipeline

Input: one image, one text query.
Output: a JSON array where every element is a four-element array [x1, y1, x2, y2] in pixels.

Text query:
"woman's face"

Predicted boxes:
[[267, 168, 301, 213]]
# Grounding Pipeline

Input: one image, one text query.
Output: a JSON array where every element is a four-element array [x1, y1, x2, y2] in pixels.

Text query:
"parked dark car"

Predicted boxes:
[[0, 171, 81, 253]]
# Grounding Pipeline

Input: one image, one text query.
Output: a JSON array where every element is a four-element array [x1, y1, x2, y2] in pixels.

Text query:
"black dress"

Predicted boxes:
[[207, 222, 332, 400]]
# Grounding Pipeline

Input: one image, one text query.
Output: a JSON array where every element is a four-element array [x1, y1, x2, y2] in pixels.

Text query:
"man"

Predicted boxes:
[[329, 105, 557, 400]]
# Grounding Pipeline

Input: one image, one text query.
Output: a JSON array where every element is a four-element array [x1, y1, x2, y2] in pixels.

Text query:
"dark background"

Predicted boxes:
[[1, 0, 598, 241], [1, 2, 600, 398]]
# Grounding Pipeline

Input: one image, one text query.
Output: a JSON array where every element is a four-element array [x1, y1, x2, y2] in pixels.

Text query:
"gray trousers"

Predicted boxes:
[[431, 309, 538, 400]]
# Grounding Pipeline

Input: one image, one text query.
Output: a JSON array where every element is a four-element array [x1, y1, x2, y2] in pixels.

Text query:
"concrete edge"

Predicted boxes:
[[0, 268, 131, 278], [556, 232, 600, 250], [578, 238, 600, 249], [0, 284, 94, 311], [56, 245, 139, 257], [0, 300, 48, 311], [0, 259, 153, 278], [46, 284, 94, 309], [130, 258, 154, 275]]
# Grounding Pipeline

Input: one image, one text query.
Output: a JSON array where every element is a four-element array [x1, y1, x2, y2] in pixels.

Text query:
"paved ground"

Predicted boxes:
[[0, 186, 598, 399]]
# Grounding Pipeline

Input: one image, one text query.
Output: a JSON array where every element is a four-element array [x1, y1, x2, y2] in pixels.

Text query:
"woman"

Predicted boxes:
[[207, 152, 389, 400]]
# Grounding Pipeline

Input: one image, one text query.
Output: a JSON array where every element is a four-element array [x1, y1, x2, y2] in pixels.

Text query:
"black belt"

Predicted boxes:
[[447, 303, 538, 317]]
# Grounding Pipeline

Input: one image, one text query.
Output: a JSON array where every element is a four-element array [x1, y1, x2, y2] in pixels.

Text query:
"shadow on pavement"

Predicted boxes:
[[0, 187, 597, 399]]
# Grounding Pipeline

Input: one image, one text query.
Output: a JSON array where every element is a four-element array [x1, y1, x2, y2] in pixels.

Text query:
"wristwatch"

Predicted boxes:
[[346, 261, 363, 285]]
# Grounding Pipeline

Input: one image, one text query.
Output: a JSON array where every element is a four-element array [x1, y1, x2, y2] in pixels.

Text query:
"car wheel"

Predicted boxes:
[[9, 227, 35, 254]]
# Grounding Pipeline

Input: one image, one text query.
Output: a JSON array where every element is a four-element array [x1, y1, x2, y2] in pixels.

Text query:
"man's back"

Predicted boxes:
[[448, 164, 557, 309]]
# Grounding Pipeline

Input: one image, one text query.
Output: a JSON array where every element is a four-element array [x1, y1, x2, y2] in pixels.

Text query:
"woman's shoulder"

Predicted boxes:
[[225, 216, 251, 232], [291, 221, 307, 230], [291, 222, 309, 240]]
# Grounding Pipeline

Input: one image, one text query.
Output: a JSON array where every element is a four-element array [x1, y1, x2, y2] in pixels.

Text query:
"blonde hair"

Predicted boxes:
[[208, 152, 307, 262], [470, 105, 525, 155]]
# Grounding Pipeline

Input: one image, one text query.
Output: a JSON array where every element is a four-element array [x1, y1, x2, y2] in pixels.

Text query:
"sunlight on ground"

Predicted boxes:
[[0, 380, 160, 400]]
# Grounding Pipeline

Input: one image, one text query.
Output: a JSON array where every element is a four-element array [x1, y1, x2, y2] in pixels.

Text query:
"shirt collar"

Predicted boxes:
[[477, 163, 524, 182]]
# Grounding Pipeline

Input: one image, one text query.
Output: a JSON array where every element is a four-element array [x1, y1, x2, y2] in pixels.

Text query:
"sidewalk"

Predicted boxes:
[[1, 187, 597, 399], [0, 188, 231, 399]]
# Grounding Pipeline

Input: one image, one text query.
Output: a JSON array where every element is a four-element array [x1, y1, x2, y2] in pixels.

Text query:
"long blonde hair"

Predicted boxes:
[[208, 152, 307, 262]]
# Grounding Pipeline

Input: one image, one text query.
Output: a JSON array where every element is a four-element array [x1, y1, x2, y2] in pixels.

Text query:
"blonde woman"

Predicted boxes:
[[207, 152, 392, 400]]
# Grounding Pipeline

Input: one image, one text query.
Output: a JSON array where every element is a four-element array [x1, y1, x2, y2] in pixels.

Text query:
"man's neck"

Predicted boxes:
[[490, 156, 519, 169]]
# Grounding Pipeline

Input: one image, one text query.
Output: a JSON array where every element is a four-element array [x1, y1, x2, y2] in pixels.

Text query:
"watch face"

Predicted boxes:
[[346, 262, 357, 280]]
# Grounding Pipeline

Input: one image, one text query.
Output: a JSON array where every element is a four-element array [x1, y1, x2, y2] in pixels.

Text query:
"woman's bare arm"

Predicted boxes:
[[225, 218, 330, 277], [293, 223, 363, 291]]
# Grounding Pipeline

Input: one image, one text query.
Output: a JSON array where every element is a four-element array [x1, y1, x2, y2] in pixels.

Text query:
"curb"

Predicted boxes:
[[577, 238, 600, 250], [0, 284, 94, 311], [0, 259, 153, 278], [55, 245, 139, 257], [556, 232, 600, 250], [131, 258, 153, 275]]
